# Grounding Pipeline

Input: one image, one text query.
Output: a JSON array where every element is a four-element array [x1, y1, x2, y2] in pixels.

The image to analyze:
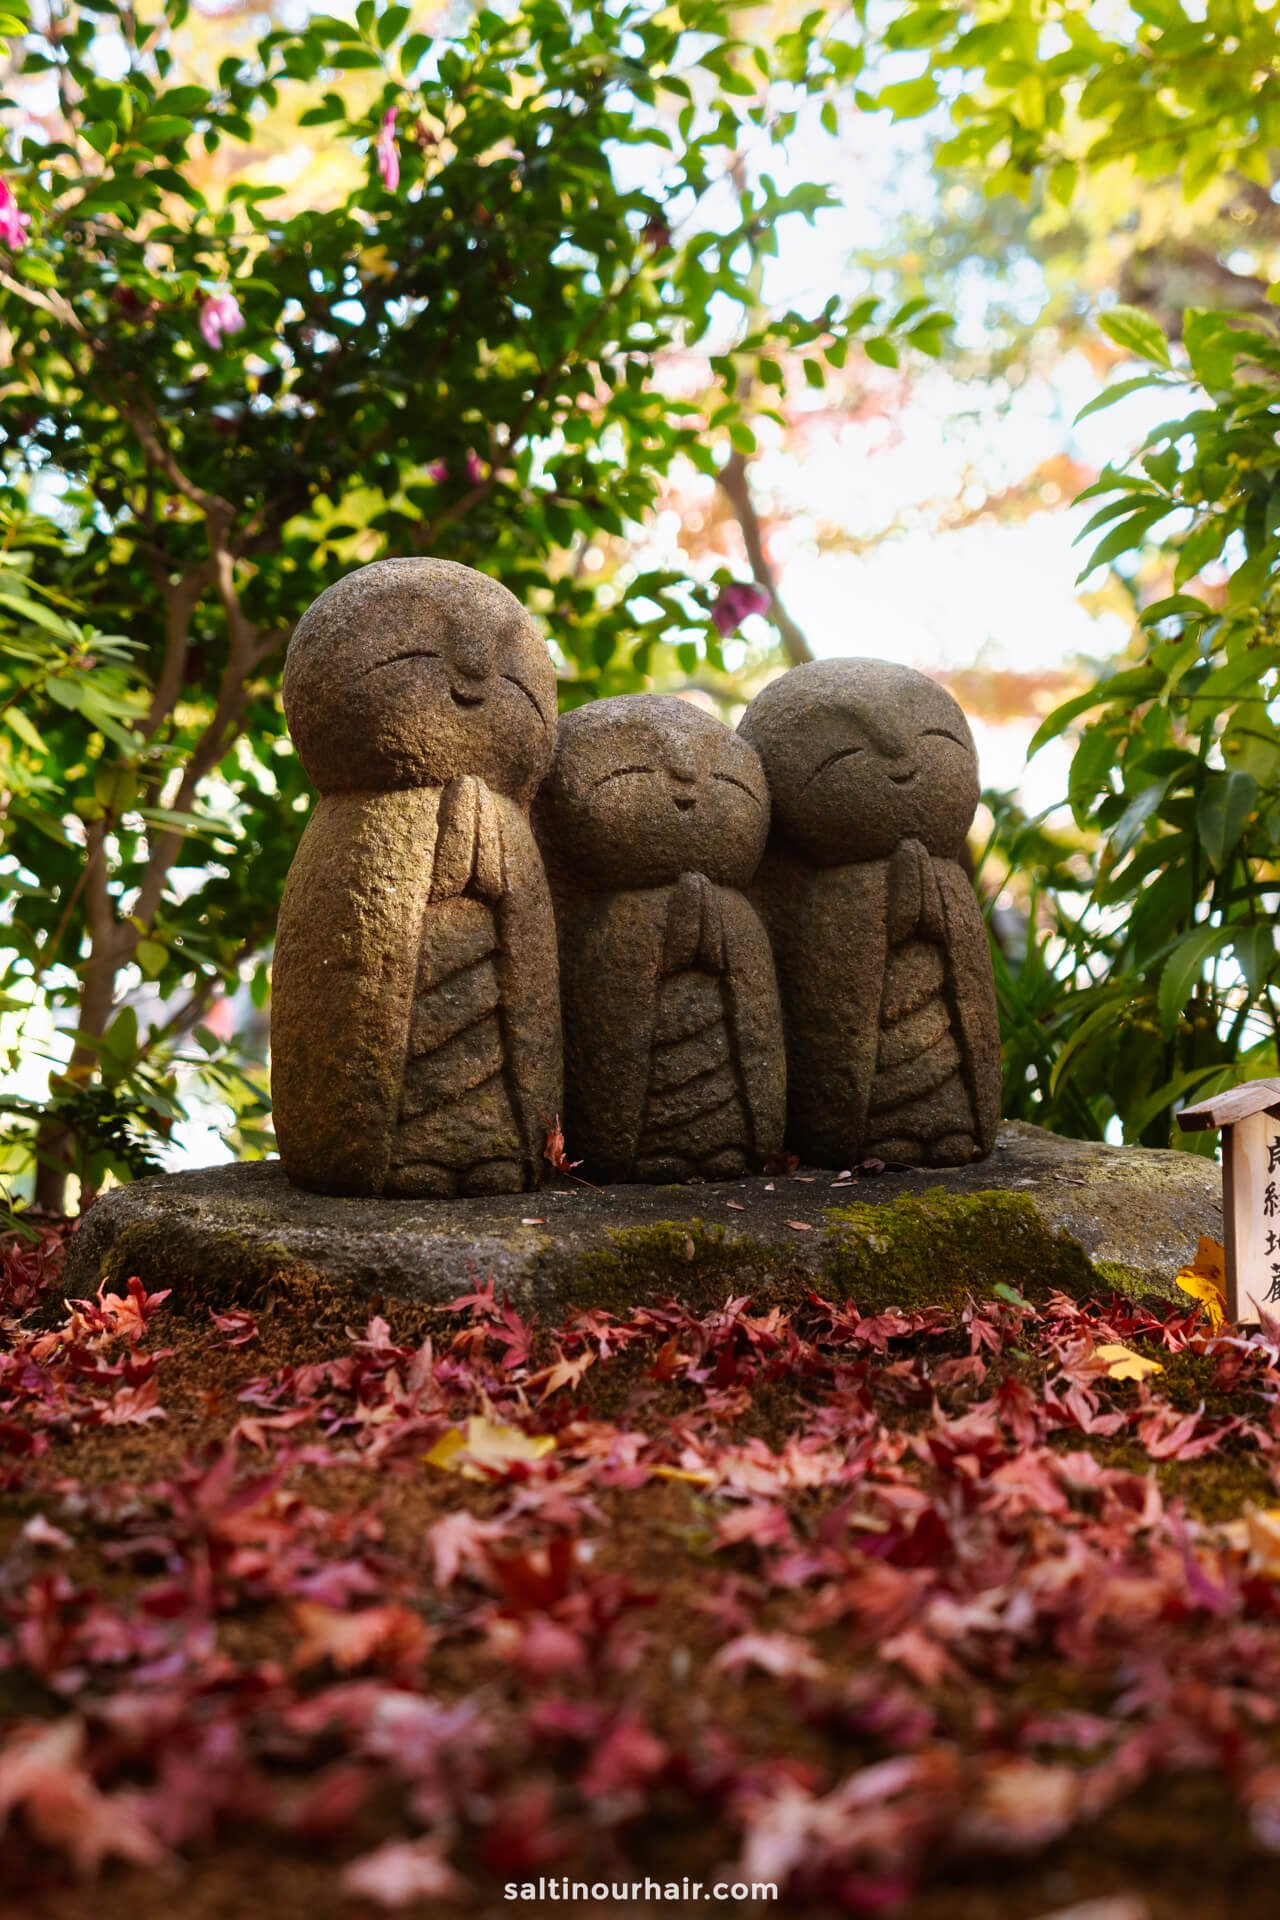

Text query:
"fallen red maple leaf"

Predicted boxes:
[[0, 1718, 167, 1876], [340, 1836, 463, 1908], [579, 1713, 669, 1796], [763, 1150, 801, 1176], [544, 1116, 583, 1174], [291, 1602, 432, 1678]]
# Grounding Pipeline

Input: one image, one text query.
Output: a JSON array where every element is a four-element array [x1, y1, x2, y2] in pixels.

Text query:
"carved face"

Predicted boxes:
[[539, 695, 770, 892], [738, 659, 979, 865], [283, 558, 556, 800]]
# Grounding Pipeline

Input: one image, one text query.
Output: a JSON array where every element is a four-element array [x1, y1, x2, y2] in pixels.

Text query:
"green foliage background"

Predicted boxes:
[[2, 0, 1279, 1208], [908, 0, 1280, 1151], [1, 0, 941, 1208]]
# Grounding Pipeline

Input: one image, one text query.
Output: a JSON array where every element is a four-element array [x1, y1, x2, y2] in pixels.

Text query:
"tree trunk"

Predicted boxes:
[[32, 1117, 76, 1215], [32, 825, 123, 1215]]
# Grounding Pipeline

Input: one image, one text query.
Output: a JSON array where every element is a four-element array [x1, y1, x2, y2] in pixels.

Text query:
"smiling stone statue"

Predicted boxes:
[[272, 558, 561, 1196], [536, 696, 785, 1183], [738, 658, 1000, 1168]]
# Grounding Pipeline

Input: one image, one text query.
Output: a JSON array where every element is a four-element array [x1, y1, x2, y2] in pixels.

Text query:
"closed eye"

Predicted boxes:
[[501, 672, 550, 729], [712, 771, 765, 806], [361, 648, 440, 676], [800, 743, 863, 792], [922, 728, 967, 747], [592, 764, 656, 790]]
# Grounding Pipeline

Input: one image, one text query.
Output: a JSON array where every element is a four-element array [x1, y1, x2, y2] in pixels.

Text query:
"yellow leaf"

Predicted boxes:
[[357, 245, 396, 280], [425, 1416, 556, 1480], [1095, 1342, 1164, 1382], [1190, 1234, 1226, 1289], [1175, 1234, 1227, 1331], [651, 1464, 716, 1486], [1246, 1508, 1280, 1578]]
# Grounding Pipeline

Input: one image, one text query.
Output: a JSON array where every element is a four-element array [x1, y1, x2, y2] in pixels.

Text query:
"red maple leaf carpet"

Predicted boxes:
[[2, 1219, 1280, 1918]]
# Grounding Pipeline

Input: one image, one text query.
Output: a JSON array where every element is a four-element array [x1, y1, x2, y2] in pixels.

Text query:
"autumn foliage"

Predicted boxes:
[[4, 1223, 1280, 1914]]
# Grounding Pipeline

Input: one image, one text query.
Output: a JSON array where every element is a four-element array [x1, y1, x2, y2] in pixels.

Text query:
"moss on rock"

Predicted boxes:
[[82, 1185, 1162, 1321], [555, 1189, 1106, 1318], [821, 1188, 1099, 1312], [557, 1218, 801, 1315], [63, 1125, 1221, 1315], [92, 1219, 325, 1314]]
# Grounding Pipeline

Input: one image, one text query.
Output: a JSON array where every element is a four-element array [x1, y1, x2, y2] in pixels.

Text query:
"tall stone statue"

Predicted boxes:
[[272, 558, 561, 1197], [536, 696, 785, 1183], [738, 659, 1000, 1168]]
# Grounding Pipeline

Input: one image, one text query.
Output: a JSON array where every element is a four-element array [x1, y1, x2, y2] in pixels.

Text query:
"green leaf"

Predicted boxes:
[[1106, 779, 1169, 858], [1097, 304, 1172, 368], [136, 939, 168, 979], [1028, 668, 1163, 756], [4, 707, 45, 753], [1069, 723, 1119, 825], [0, 590, 73, 636], [1158, 925, 1238, 1037], [1078, 501, 1174, 578], [1232, 925, 1277, 1000], [878, 74, 938, 118], [136, 116, 194, 148], [1183, 308, 1240, 390], [864, 336, 899, 368], [1047, 160, 1077, 208], [329, 46, 384, 68], [1074, 374, 1167, 424], [377, 4, 410, 47], [1196, 769, 1257, 872], [100, 1004, 140, 1066]]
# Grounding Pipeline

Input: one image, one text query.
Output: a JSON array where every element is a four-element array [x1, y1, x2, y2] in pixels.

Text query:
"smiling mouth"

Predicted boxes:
[[450, 688, 486, 710], [673, 795, 696, 812], [889, 769, 918, 786]]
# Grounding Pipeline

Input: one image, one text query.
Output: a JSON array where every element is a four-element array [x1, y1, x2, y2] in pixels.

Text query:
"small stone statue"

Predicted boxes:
[[738, 658, 1000, 1168], [536, 696, 785, 1182], [272, 558, 561, 1196]]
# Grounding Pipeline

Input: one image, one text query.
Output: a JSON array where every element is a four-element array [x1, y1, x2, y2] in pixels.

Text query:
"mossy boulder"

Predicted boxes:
[[62, 1122, 1220, 1318]]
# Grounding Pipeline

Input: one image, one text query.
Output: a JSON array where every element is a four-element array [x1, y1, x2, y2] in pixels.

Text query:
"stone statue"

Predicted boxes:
[[738, 658, 1000, 1168], [272, 558, 561, 1197], [535, 695, 785, 1183]]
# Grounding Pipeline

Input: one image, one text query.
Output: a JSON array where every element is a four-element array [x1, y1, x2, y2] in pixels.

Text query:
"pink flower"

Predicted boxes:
[[427, 453, 486, 486], [199, 289, 245, 351], [0, 175, 29, 253], [375, 108, 400, 193], [711, 581, 770, 636]]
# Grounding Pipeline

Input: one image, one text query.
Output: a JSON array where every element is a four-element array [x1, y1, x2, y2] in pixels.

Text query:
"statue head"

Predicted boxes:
[[738, 658, 980, 866], [283, 558, 556, 801], [537, 694, 770, 892]]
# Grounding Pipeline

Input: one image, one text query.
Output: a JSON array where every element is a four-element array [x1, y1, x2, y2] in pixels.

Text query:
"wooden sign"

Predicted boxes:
[[1177, 1078, 1280, 1324]]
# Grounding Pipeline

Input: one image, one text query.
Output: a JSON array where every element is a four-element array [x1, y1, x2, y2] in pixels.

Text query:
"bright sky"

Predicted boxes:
[[693, 92, 1174, 813]]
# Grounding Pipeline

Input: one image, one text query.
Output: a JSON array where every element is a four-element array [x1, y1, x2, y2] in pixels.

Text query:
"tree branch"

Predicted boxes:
[[117, 394, 233, 521], [716, 447, 814, 666], [133, 524, 260, 930], [0, 267, 88, 335], [145, 559, 216, 737]]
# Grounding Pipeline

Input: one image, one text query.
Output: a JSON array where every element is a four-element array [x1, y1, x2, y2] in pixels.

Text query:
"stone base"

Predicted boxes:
[[61, 1123, 1221, 1318]]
